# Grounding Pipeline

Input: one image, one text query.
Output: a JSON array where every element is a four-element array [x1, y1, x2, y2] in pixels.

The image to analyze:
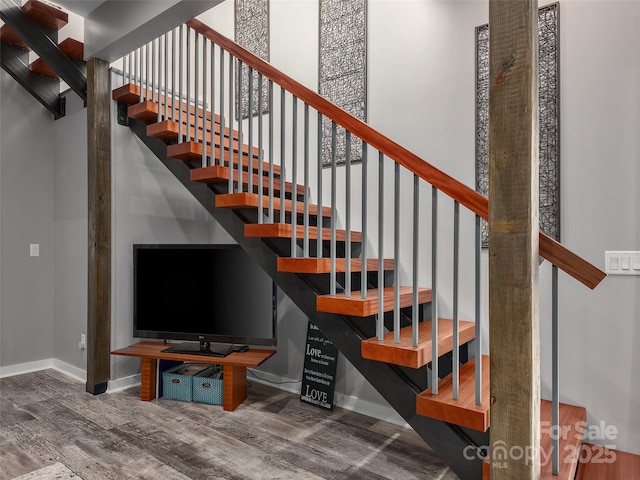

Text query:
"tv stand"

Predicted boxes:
[[111, 341, 276, 411]]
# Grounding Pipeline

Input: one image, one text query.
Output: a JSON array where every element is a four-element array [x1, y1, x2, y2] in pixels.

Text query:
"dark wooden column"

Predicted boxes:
[[86, 57, 111, 395], [488, 0, 540, 478]]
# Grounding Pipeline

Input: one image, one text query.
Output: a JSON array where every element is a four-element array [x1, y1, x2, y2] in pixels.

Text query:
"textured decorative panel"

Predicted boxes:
[[475, 3, 560, 247], [319, 0, 367, 166], [235, 0, 269, 119]]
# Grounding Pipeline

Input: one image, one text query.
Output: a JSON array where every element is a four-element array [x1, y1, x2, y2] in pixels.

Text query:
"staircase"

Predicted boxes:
[[0, 0, 86, 118], [108, 19, 618, 480], [4, 5, 638, 479]]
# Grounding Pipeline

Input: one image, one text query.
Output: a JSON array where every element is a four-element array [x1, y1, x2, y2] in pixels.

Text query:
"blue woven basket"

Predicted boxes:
[[192, 367, 224, 405], [161, 363, 210, 402]]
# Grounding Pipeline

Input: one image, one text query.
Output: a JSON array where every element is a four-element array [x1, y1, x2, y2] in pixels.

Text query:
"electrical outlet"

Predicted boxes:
[[79, 333, 86, 350], [30, 244, 40, 257]]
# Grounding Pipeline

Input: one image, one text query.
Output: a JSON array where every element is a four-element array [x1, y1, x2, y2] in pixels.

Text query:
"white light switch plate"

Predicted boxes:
[[605, 251, 640, 275], [29, 244, 40, 257]]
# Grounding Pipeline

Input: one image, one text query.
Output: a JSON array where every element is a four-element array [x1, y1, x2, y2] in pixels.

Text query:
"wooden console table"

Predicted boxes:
[[111, 341, 276, 411]]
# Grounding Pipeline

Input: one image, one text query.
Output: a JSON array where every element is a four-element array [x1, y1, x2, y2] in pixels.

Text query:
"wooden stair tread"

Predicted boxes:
[[576, 444, 640, 480], [166, 138, 260, 160], [29, 38, 84, 78], [216, 192, 331, 218], [245, 223, 362, 242], [190, 165, 304, 196], [1, 25, 29, 49], [169, 143, 279, 176], [362, 318, 476, 369], [316, 287, 432, 317], [416, 355, 490, 432], [277, 258, 394, 274], [483, 400, 587, 480], [23, 0, 68, 30], [147, 119, 238, 143]]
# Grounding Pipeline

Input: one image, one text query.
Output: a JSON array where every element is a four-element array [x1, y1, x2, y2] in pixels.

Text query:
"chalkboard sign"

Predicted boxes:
[[300, 321, 338, 410]]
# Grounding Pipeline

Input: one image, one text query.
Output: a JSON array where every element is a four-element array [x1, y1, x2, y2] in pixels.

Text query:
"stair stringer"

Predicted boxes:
[[128, 117, 487, 480]]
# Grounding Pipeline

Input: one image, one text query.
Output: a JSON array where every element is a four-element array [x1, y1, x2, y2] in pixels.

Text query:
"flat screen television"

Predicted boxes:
[[133, 244, 277, 357]]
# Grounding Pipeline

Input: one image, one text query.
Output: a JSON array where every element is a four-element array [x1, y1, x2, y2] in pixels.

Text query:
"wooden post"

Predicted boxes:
[[86, 57, 111, 395], [488, 1, 540, 478]]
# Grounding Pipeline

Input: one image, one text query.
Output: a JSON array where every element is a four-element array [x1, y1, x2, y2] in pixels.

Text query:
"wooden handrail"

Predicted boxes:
[[187, 19, 606, 290]]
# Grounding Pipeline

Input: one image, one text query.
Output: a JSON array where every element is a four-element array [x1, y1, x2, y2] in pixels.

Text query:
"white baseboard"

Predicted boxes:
[[107, 374, 141, 393], [51, 359, 86, 383], [247, 368, 408, 427], [0, 359, 57, 378], [0, 358, 86, 383]]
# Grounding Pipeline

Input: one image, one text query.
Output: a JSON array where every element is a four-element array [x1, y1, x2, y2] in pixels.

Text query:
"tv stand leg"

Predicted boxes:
[[140, 358, 157, 401], [223, 364, 247, 411]]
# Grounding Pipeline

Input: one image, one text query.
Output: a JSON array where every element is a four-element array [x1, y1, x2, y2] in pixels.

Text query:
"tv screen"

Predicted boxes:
[[134, 244, 277, 355]]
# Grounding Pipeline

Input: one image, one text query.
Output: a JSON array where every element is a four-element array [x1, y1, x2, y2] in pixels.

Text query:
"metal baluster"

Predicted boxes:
[[291, 96, 298, 258], [237, 61, 243, 193], [134, 48, 140, 100], [361, 141, 368, 300], [123, 53, 127, 85], [194, 32, 200, 145], [178, 26, 184, 143], [258, 74, 264, 224], [432, 187, 439, 394], [475, 215, 482, 405], [377, 152, 384, 342], [345, 132, 352, 298], [186, 29, 191, 142], [156, 37, 162, 123], [151, 38, 155, 106], [228, 53, 233, 192], [279, 87, 286, 223], [453, 201, 460, 399], [393, 162, 400, 344], [210, 41, 215, 168], [552, 265, 559, 475], [268, 80, 274, 222], [303, 104, 310, 256], [145, 42, 149, 101], [172, 29, 176, 121], [316, 113, 323, 258], [248, 67, 254, 193], [330, 121, 337, 296], [219, 49, 225, 166], [201, 37, 207, 168], [164, 33, 168, 120], [412, 174, 419, 347]]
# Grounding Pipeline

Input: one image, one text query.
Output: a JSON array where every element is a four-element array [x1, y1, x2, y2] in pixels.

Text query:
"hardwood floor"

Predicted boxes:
[[0, 370, 458, 479]]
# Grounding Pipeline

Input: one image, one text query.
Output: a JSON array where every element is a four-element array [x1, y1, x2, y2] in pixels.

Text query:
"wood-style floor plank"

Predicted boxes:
[[0, 369, 457, 480]]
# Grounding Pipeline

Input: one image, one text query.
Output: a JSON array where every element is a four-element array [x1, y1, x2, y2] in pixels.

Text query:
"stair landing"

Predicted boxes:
[[362, 318, 475, 369], [483, 400, 588, 480], [576, 444, 640, 480]]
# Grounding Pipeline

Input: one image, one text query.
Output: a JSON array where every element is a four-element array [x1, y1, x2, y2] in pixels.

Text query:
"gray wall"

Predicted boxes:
[[0, 70, 56, 366], [53, 93, 88, 369]]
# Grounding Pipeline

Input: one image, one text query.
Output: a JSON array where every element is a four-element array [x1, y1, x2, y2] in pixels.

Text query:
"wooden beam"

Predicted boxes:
[[488, 1, 540, 478], [86, 57, 111, 395]]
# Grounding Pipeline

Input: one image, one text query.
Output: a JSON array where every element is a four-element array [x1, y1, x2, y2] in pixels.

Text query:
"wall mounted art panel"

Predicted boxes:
[[319, 0, 367, 167], [476, 3, 560, 247], [235, 0, 269, 119]]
